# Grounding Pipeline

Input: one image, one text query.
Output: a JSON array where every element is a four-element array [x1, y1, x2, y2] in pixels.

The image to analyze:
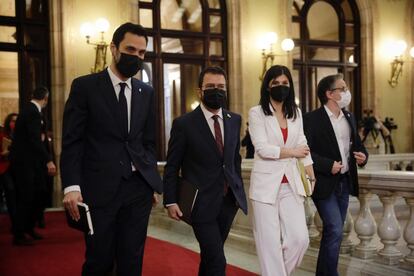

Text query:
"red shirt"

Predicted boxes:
[[281, 127, 288, 184]]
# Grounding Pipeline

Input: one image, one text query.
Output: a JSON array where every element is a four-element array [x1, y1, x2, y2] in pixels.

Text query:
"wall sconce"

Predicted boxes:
[[80, 18, 110, 73], [258, 32, 295, 80], [387, 40, 414, 87]]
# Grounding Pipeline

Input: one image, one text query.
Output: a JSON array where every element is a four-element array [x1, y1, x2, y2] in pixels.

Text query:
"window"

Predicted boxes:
[[0, 0, 51, 125], [137, 0, 228, 159], [292, 0, 361, 118]]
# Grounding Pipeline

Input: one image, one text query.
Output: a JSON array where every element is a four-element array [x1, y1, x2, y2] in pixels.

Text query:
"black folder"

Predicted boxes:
[[177, 177, 199, 225], [65, 202, 94, 235]]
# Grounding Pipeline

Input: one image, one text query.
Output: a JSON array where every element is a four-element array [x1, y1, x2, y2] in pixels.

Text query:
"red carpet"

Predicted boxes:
[[0, 212, 257, 275]]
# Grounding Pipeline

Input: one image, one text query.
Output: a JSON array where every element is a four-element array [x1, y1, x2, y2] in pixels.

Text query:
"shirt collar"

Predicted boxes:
[[107, 67, 132, 90], [200, 102, 223, 120], [30, 100, 42, 113], [324, 105, 344, 119]]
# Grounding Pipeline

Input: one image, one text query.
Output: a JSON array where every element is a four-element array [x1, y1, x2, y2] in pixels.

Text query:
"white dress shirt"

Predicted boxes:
[[64, 67, 134, 195], [30, 100, 42, 113], [324, 105, 351, 173], [199, 103, 224, 141]]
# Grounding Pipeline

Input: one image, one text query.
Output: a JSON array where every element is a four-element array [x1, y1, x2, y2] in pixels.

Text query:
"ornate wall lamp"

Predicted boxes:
[[387, 40, 414, 87], [80, 18, 110, 73], [258, 32, 294, 80]]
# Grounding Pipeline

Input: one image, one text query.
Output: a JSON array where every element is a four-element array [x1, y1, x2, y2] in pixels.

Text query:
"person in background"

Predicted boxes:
[[0, 113, 18, 233], [248, 65, 315, 276], [303, 73, 368, 276], [10, 87, 56, 246], [241, 122, 255, 159]]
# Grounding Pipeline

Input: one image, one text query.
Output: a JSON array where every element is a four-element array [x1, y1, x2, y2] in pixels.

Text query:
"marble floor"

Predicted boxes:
[[147, 224, 314, 276]]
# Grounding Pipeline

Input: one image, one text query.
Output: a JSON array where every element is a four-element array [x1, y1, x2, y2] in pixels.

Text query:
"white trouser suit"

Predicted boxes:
[[248, 105, 312, 276]]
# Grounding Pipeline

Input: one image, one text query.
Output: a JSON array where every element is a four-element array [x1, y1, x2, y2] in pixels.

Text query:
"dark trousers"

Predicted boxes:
[[0, 171, 17, 233], [313, 176, 350, 276], [13, 165, 45, 238], [82, 172, 153, 276], [192, 191, 238, 276]]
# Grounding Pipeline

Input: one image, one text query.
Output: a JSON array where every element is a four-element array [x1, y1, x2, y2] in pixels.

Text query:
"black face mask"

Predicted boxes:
[[270, 85, 290, 102], [202, 88, 226, 110], [115, 52, 143, 78]]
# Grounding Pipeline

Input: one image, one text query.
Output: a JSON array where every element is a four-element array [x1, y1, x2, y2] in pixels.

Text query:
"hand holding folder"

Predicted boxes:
[[65, 202, 94, 235], [174, 177, 198, 225]]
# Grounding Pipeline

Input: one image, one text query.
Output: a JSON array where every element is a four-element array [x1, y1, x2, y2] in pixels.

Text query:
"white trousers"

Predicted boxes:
[[251, 184, 309, 276]]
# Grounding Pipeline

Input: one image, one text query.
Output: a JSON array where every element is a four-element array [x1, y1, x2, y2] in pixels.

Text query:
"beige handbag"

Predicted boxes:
[[297, 160, 312, 197]]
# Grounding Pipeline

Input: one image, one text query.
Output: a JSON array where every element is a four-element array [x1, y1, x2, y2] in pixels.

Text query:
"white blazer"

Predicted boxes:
[[248, 105, 313, 204]]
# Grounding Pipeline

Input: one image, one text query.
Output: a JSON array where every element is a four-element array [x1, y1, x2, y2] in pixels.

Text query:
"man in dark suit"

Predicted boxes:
[[163, 66, 248, 276], [303, 74, 368, 276], [61, 23, 162, 276], [10, 86, 56, 245]]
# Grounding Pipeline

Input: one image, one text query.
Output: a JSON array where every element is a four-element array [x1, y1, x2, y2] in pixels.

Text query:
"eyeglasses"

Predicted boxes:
[[202, 84, 227, 91], [330, 87, 348, 92]]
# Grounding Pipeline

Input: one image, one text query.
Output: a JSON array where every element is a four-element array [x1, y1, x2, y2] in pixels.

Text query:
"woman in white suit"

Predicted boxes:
[[249, 65, 316, 276]]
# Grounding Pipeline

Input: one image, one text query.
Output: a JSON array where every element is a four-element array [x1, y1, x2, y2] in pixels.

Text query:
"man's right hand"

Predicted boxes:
[[331, 161, 344, 175], [63, 191, 83, 221], [167, 204, 183, 221]]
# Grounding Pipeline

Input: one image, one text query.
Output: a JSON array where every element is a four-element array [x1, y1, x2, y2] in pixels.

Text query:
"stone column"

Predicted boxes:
[[376, 194, 403, 265], [340, 209, 354, 254], [353, 191, 377, 259], [401, 197, 414, 270]]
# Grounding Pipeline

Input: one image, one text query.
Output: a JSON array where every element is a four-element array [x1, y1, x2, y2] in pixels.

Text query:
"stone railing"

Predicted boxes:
[[362, 153, 414, 171], [153, 161, 414, 275]]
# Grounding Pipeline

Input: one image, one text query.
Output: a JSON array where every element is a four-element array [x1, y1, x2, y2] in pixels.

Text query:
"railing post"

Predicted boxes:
[[304, 197, 318, 240], [353, 190, 377, 259], [401, 197, 414, 271], [340, 209, 354, 254], [310, 210, 323, 248], [376, 194, 403, 265]]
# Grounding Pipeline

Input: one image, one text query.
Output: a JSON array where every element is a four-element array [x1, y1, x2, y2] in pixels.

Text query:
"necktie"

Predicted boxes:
[[212, 115, 224, 156], [212, 115, 228, 195], [118, 82, 128, 137]]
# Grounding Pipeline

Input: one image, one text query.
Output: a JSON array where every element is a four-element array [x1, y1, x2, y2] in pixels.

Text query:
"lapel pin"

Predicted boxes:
[[138, 88, 142, 93], [227, 113, 231, 118]]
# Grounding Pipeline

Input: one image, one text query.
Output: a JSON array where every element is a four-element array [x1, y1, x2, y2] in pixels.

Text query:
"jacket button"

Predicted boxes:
[[223, 164, 226, 169], [120, 161, 124, 166]]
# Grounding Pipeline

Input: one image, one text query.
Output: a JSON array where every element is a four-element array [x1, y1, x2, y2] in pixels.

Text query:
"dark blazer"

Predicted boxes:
[[163, 106, 248, 223], [60, 70, 162, 207], [303, 107, 368, 200], [10, 102, 51, 168]]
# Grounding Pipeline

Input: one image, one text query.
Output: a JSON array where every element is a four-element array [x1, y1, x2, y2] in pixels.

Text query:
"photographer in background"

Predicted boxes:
[[359, 109, 396, 154]]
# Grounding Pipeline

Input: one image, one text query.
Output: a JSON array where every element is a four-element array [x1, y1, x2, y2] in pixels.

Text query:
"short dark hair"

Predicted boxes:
[[198, 66, 227, 89], [259, 65, 298, 120], [112, 22, 148, 48], [32, 86, 49, 100], [3, 113, 18, 136], [317, 73, 344, 105]]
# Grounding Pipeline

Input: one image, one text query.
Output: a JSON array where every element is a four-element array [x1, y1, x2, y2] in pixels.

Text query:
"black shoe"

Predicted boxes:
[[13, 235, 34, 246], [26, 230, 43, 240], [37, 218, 45, 229]]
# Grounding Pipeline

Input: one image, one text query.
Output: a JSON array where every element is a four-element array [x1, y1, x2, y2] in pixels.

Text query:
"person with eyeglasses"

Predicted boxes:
[[248, 65, 315, 276], [163, 66, 248, 276], [303, 73, 368, 276]]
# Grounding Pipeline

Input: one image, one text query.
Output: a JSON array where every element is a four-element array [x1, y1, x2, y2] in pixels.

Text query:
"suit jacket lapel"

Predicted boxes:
[[194, 106, 222, 158], [265, 114, 285, 146], [222, 110, 231, 160], [100, 71, 122, 134], [129, 79, 143, 137], [343, 110, 356, 143]]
